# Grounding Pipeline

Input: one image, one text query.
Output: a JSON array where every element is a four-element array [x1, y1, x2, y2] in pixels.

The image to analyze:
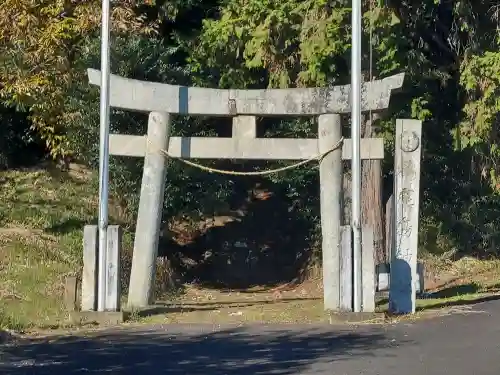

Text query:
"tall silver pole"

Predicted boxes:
[[351, 0, 363, 313], [97, 0, 112, 312]]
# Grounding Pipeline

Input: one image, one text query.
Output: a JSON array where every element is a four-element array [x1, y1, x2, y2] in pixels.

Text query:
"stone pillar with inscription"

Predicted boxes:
[[389, 119, 423, 314]]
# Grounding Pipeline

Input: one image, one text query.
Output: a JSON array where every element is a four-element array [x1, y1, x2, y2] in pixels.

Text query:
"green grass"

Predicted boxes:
[[375, 279, 500, 315], [0, 167, 101, 329], [416, 292, 499, 311]]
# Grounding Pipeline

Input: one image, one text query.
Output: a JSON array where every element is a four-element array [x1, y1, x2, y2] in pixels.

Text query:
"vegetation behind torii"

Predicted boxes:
[[1, 1, 500, 319]]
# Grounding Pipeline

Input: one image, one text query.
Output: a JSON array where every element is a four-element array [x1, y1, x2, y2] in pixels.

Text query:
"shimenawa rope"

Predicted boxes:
[[149, 137, 345, 177]]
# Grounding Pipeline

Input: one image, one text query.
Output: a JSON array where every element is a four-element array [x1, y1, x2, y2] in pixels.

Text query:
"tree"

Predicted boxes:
[[0, 0, 156, 159], [3, 0, 500, 271], [189, 0, 405, 263], [189, 0, 500, 258]]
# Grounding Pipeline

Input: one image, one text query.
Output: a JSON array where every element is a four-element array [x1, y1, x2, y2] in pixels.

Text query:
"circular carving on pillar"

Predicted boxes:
[[400, 131, 419, 152]]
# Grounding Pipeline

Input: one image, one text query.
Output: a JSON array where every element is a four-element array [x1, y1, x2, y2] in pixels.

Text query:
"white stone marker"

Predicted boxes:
[[105, 225, 122, 311], [82, 224, 122, 311], [389, 119, 423, 314], [82, 225, 98, 311]]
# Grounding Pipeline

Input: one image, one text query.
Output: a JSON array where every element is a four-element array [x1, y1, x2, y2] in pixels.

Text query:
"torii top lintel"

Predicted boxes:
[[87, 69, 404, 116]]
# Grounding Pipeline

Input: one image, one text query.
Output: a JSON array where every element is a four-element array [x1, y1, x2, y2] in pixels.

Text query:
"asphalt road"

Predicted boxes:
[[1, 299, 500, 375]]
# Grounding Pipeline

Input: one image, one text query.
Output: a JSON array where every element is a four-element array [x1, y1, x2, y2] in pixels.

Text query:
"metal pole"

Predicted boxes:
[[97, 0, 112, 312], [351, 0, 363, 313]]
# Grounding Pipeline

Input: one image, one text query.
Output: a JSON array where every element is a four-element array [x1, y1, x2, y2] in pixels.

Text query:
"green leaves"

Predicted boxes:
[[458, 51, 500, 191], [3, 0, 500, 256], [0, 0, 155, 159], [191, 0, 355, 88]]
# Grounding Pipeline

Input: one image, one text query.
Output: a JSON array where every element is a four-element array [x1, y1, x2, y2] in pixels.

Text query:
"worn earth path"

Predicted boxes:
[[1, 299, 499, 375]]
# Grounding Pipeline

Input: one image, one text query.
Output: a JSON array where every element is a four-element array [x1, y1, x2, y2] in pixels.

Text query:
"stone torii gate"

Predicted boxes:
[[84, 69, 405, 312]]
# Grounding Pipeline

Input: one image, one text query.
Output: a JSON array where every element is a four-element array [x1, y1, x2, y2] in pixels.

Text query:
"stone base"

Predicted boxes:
[[376, 262, 425, 293], [328, 311, 385, 324], [69, 311, 127, 326]]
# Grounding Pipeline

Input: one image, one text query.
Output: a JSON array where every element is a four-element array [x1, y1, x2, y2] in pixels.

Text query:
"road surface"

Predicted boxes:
[[1, 299, 499, 374]]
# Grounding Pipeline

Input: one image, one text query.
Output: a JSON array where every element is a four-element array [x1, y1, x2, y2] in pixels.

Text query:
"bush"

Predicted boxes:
[[0, 105, 45, 169]]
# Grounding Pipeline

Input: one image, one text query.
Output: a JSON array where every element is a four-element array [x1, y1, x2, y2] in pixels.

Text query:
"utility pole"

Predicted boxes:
[[97, 0, 111, 311], [351, 0, 363, 312]]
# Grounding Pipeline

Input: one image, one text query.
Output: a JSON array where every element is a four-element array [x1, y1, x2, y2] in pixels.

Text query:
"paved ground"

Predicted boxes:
[[1, 299, 500, 375]]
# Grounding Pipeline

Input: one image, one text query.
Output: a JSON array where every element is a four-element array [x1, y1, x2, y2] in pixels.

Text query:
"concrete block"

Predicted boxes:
[[340, 225, 352, 311], [82, 225, 98, 311], [376, 262, 425, 293], [361, 226, 376, 312], [105, 225, 122, 312], [64, 276, 78, 312]]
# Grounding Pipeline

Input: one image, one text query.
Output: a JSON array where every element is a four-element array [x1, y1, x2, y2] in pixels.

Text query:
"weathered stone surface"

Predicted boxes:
[[128, 112, 171, 308], [319, 114, 343, 311], [385, 193, 395, 261], [105, 225, 122, 312], [340, 226, 352, 311], [107, 134, 384, 160], [376, 262, 424, 293], [88, 69, 404, 115], [64, 276, 78, 312], [232, 116, 257, 138], [389, 119, 423, 314], [361, 226, 376, 312], [82, 225, 98, 311]]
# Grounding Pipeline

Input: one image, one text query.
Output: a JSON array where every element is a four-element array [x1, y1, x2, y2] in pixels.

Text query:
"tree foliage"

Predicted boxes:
[[0, 0, 155, 158], [2, 0, 500, 258]]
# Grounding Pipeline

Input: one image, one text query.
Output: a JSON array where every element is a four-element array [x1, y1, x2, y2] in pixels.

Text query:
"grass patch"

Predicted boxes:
[[0, 167, 104, 329], [416, 277, 500, 311], [376, 275, 500, 314], [416, 292, 500, 311]]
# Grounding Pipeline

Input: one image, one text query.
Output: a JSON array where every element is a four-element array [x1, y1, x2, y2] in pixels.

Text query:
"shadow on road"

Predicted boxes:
[[0, 325, 395, 374]]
